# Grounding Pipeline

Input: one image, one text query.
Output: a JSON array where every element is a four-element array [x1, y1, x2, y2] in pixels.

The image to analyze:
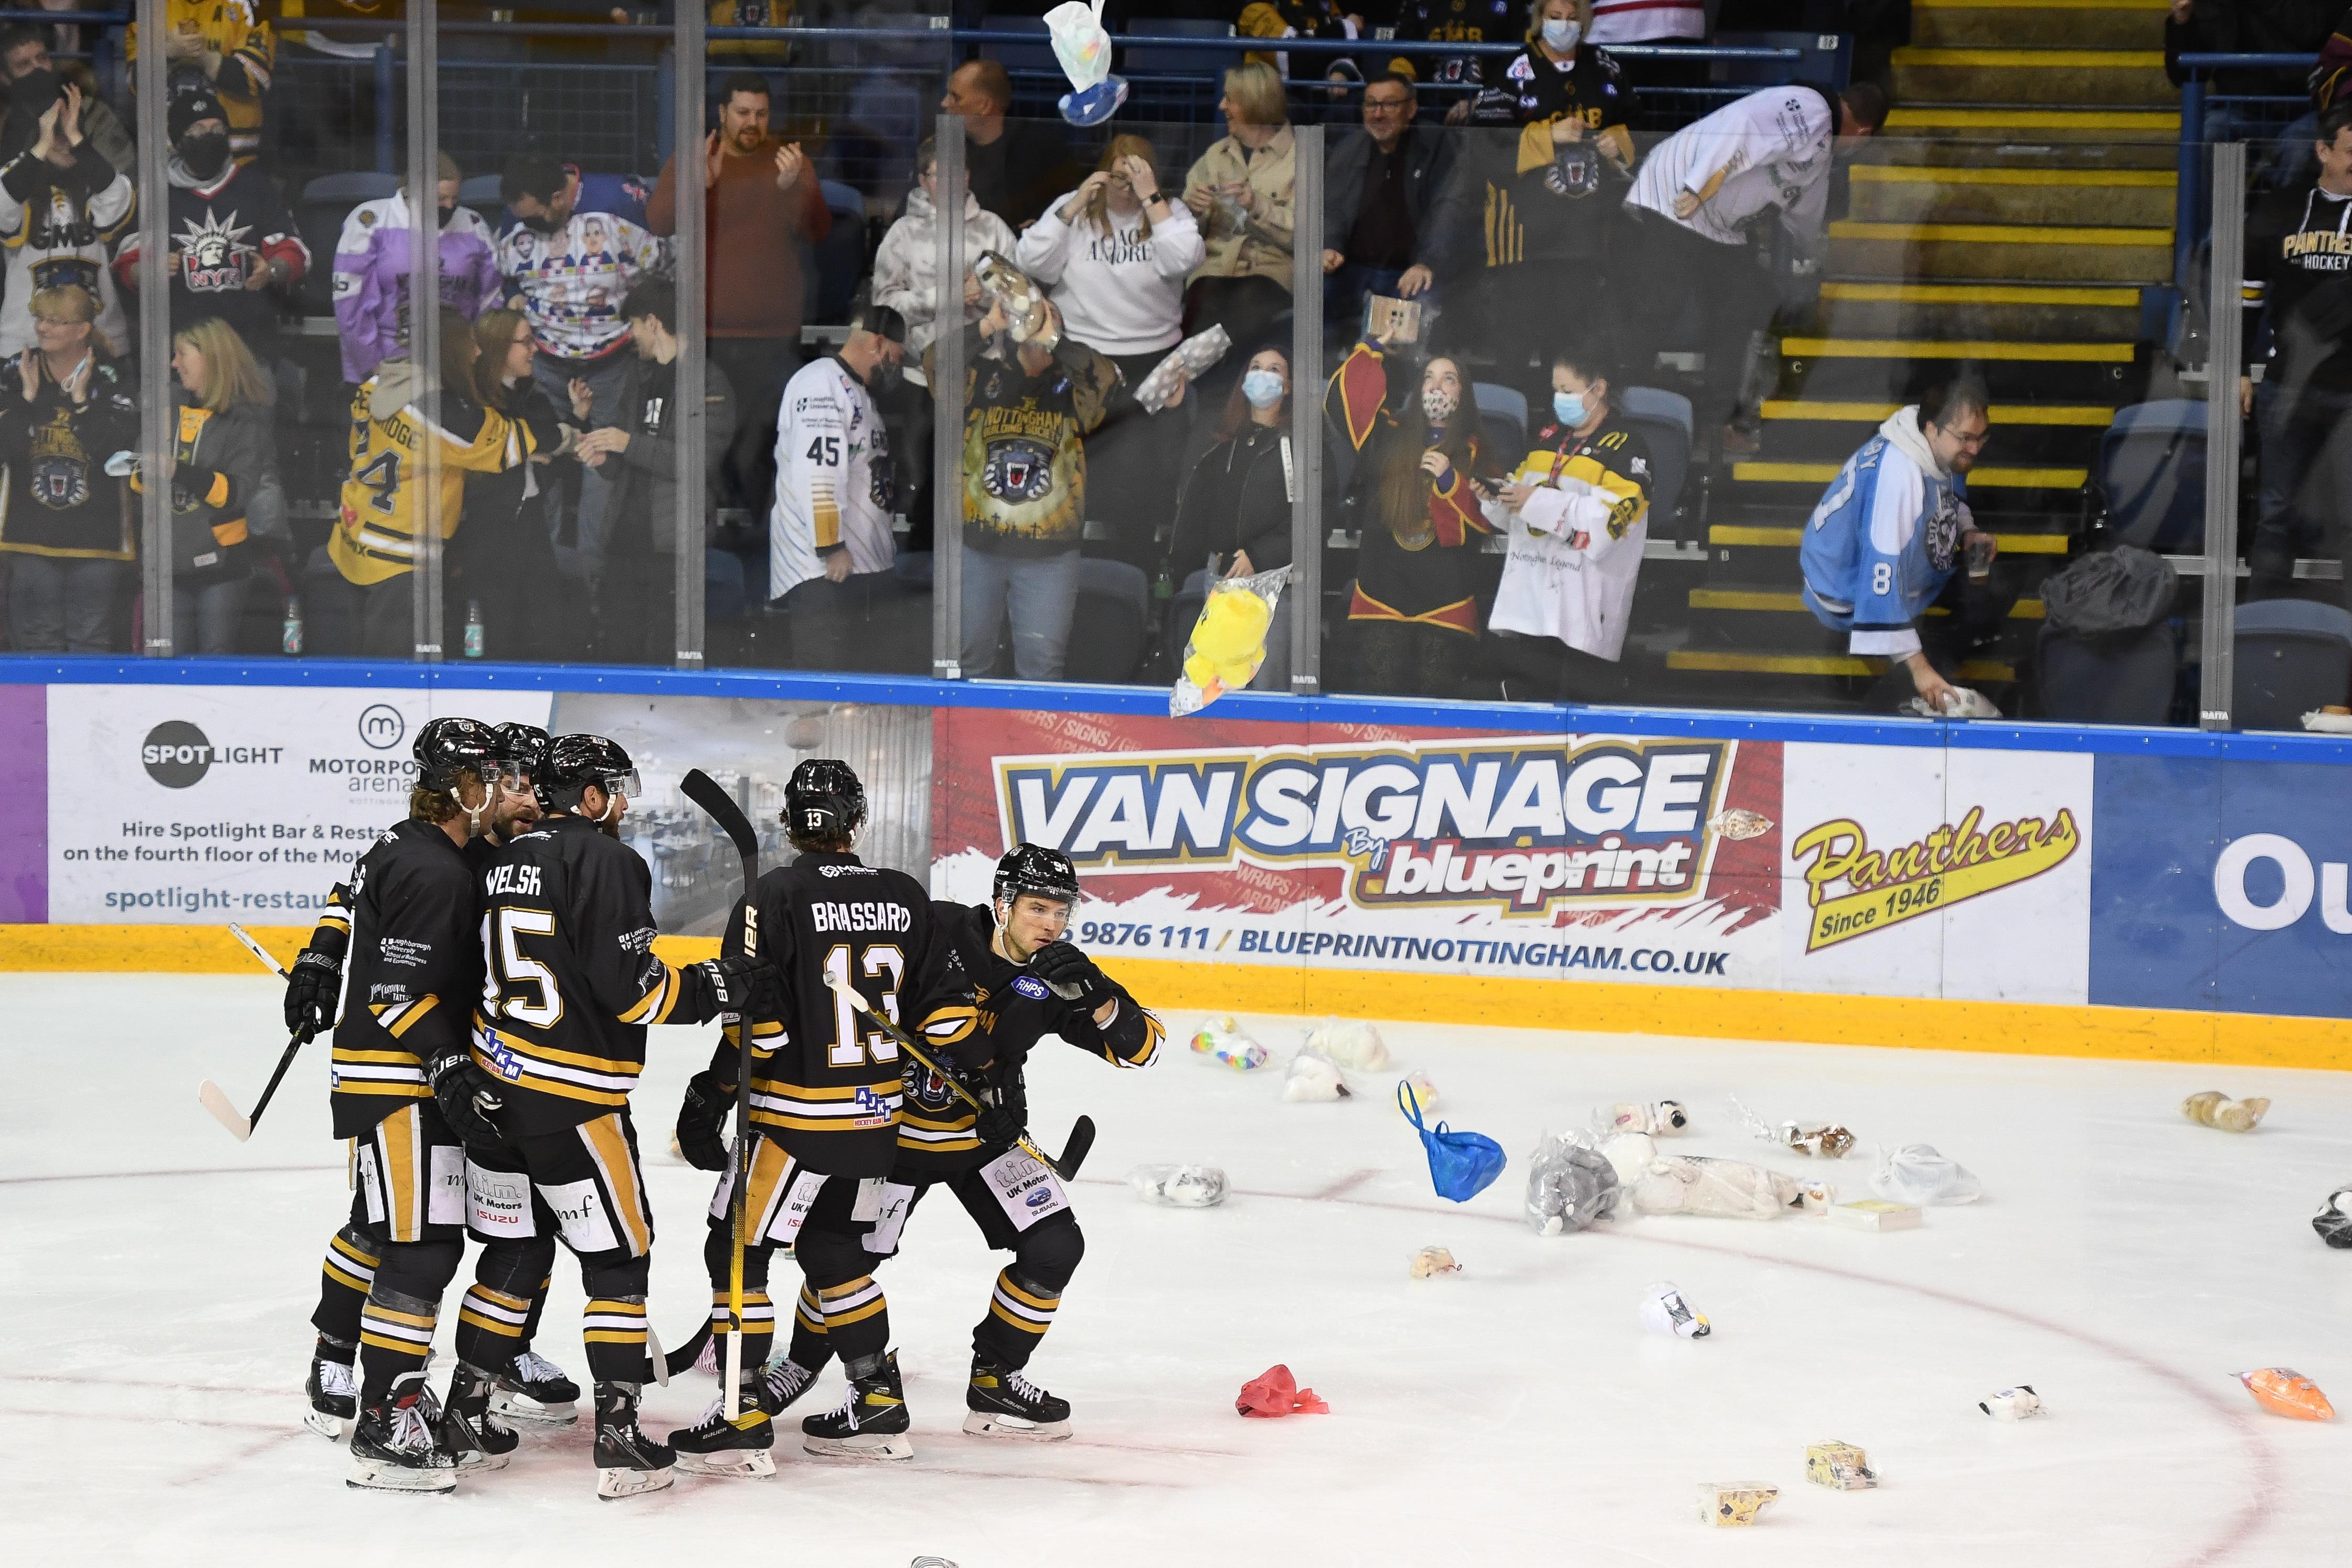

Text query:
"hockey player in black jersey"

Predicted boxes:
[[669, 758, 982, 1469], [471, 732, 780, 1498], [747, 844, 1161, 1443], [288, 720, 578, 1455]]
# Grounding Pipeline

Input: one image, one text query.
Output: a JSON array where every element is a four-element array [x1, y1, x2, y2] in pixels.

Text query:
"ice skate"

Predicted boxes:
[[490, 1349, 581, 1426], [963, 1358, 1071, 1441], [305, 1354, 356, 1440], [802, 1351, 914, 1461], [593, 1383, 676, 1500], [347, 1379, 458, 1494], [762, 1356, 821, 1414], [440, 1363, 519, 1471], [669, 1383, 776, 1479]]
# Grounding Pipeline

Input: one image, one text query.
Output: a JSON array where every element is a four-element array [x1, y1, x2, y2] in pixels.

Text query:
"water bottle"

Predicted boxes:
[[1152, 567, 1173, 603], [281, 593, 303, 656], [462, 599, 484, 659]]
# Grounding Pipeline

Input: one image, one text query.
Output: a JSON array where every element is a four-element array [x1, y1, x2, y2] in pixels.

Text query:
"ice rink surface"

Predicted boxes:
[[6, 974, 2350, 1566]]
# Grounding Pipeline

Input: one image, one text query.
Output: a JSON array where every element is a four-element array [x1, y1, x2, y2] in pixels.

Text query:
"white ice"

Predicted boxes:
[[6, 973, 2350, 1565]]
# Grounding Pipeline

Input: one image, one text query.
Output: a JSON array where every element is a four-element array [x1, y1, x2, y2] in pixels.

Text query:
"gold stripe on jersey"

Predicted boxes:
[[1510, 444, 1649, 540], [376, 1103, 423, 1241], [329, 1044, 431, 1098], [708, 1290, 775, 1335], [580, 1113, 653, 1257], [616, 962, 684, 1026], [895, 1108, 980, 1154], [818, 1276, 887, 1328], [733, 1135, 803, 1238], [582, 1298, 647, 1346], [373, 995, 439, 1038], [322, 1232, 379, 1294], [745, 1076, 903, 1135], [359, 1302, 437, 1354], [794, 1286, 826, 1337], [457, 1284, 531, 1340], [917, 1004, 980, 1048], [987, 1268, 1061, 1336], [471, 1020, 641, 1107], [1115, 1012, 1165, 1068]]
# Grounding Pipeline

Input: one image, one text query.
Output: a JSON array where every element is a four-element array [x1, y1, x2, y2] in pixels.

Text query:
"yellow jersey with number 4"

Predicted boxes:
[[332, 360, 534, 588]]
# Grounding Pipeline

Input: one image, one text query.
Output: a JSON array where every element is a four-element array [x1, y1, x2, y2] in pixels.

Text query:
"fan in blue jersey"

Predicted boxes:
[[1798, 377, 2014, 713]]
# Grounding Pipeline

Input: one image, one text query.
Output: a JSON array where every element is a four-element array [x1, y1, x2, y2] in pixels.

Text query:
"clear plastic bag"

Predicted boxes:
[[1128, 1164, 1228, 1207], [1044, 0, 1127, 126], [1171, 565, 1292, 715], [1523, 1130, 1620, 1235], [1869, 1144, 1982, 1206], [1629, 1156, 1799, 1220], [1282, 1048, 1347, 1102], [1303, 1017, 1389, 1071]]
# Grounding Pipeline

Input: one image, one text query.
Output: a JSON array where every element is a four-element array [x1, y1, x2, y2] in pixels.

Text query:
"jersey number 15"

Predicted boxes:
[[481, 908, 563, 1028]]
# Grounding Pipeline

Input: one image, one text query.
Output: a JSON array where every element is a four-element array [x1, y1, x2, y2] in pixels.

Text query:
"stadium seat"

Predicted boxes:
[[2232, 598, 2352, 730], [294, 172, 398, 315], [2035, 622, 2179, 724], [1068, 558, 1152, 684], [977, 14, 1055, 73], [1122, 18, 1238, 76], [458, 173, 504, 227], [706, 547, 748, 626], [1619, 386, 1694, 537], [1472, 381, 1527, 459], [2093, 400, 2206, 553], [812, 179, 868, 324]]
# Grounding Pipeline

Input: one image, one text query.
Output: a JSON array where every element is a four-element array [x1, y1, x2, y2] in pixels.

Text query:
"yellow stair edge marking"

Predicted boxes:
[[1712, 525, 2072, 554], [1736, 462, 2087, 487], [1690, 589, 2047, 619], [1667, 650, 2018, 680], [1886, 108, 2179, 129], [1851, 164, 2175, 188], [1761, 399, 2114, 425], [1780, 337, 2135, 362], [1820, 282, 2140, 306], [1892, 47, 2167, 66], [1913, 0, 2170, 9], [1831, 220, 2172, 247]]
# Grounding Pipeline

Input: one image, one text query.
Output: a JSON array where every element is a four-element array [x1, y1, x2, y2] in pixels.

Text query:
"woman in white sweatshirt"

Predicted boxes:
[[872, 136, 1019, 385], [1015, 136, 1207, 569]]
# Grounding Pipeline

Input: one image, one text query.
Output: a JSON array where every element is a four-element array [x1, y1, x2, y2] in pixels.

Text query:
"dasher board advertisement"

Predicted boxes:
[[932, 708, 1786, 988]]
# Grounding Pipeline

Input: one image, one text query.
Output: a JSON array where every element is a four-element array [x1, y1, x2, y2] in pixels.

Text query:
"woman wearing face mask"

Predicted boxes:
[[1326, 328, 1496, 697], [0, 283, 137, 652], [135, 318, 285, 655], [111, 88, 307, 376], [1167, 346, 1297, 690], [1484, 345, 1652, 702]]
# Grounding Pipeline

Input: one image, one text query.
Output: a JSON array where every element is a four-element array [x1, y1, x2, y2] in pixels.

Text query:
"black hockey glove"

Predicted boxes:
[[1027, 941, 1109, 1008], [676, 1070, 735, 1173], [972, 1086, 1025, 1151], [678, 954, 783, 1027], [427, 1046, 505, 1150], [284, 940, 346, 1042]]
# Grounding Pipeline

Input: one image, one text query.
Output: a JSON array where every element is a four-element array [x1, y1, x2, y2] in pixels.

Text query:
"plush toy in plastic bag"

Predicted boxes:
[[1045, 0, 1129, 126], [1172, 564, 1292, 714], [1304, 1017, 1390, 1071], [1282, 1048, 1347, 1102], [1869, 1143, 1982, 1206], [1190, 1015, 1268, 1070], [1629, 1155, 1800, 1220], [1398, 1080, 1505, 1202], [1524, 1130, 1619, 1235]]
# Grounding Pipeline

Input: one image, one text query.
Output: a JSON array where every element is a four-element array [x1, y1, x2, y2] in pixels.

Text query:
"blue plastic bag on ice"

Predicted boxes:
[[1398, 1081, 1505, 1202]]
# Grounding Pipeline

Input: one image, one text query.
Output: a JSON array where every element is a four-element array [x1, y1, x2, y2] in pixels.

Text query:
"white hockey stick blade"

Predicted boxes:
[[227, 923, 289, 977], [647, 1324, 668, 1388], [198, 1080, 253, 1142]]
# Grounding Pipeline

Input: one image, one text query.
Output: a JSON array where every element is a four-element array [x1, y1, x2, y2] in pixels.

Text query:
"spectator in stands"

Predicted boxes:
[[771, 297, 909, 671], [1386, 0, 1519, 121], [1240, 0, 1367, 105], [2318, 3, 2351, 111], [1589, 0, 1706, 68], [327, 308, 542, 658], [1422, 0, 1636, 372], [2165, 0, 2338, 99], [1485, 344, 1649, 702], [572, 278, 736, 664], [707, 0, 791, 64], [459, 308, 573, 663], [1182, 62, 1296, 383], [113, 88, 306, 371], [1321, 70, 1454, 332], [1326, 326, 1495, 697], [2244, 102, 2352, 598], [939, 295, 1118, 680], [0, 73, 131, 362], [497, 151, 666, 591], [647, 71, 828, 518], [148, 317, 284, 655], [941, 58, 1074, 231], [1618, 81, 1886, 453], [1167, 344, 1296, 691], [26, 0, 100, 64], [1798, 376, 2013, 713], [0, 282, 136, 653], [331, 153, 502, 387], [0, 26, 132, 172], [875, 135, 1017, 371], [1017, 135, 1204, 561], [128, 0, 274, 167]]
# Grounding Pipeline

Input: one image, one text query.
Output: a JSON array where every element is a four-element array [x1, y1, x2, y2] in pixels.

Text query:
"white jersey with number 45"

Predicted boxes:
[[770, 356, 896, 601]]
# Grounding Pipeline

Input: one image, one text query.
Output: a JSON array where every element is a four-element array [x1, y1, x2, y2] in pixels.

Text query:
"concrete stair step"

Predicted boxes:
[[1691, 585, 2047, 619], [1757, 399, 2111, 463], [1912, 0, 2167, 50], [1849, 164, 2175, 226], [1889, 47, 2175, 106], [1664, 647, 2020, 684], [1730, 461, 2089, 499], [1882, 105, 2179, 149], [1828, 219, 2173, 282], [1810, 281, 2143, 338], [1774, 336, 2144, 402]]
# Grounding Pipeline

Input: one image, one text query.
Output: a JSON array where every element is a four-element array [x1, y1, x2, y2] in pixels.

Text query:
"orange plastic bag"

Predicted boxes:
[[2235, 1368, 2335, 1421], [1237, 1364, 1329, 1418]]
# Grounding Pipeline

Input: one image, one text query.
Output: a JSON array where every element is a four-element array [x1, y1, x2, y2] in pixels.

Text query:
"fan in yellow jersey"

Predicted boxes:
[[329, 306, 553, 657], [470, 733, 782, 1499]]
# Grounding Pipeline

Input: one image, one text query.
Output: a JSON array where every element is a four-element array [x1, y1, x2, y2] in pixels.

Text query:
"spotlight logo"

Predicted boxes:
[[141, 721, 285, 789]]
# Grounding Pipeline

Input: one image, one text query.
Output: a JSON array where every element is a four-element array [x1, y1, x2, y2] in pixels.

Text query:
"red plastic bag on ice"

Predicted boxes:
[[1237, 1364, 1328, 1417]]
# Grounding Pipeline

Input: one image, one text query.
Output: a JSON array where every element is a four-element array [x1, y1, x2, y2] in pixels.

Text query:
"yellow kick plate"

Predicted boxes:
[[1831, 220, 2172, 246], [1710, 525, 2072, 554], [1760, 400, 2114, 425], [1779, 338, 2135, 362], [1667, 650, 2018, 680], [1819, 282, 2140, 306], [1850, 165, 2175, 187], [1892, 48, 2167, 66], [1733, 462, 2087, 488]]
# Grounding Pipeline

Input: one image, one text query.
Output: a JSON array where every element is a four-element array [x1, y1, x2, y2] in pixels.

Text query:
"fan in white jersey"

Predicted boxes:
[[769, 296, 908, 668]]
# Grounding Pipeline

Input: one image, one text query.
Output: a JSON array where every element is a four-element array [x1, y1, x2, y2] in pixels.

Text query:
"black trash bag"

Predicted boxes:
[[2041, 545, 2179, 637]]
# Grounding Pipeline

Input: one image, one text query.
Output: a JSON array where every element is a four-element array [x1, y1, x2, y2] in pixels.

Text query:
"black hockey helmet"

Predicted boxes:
[[784, 757, 866, 842], [994, 843, 1079, 910], [413, 717, 502, 793], [544, 733, 641, 811], [493, 721, 550, 773]]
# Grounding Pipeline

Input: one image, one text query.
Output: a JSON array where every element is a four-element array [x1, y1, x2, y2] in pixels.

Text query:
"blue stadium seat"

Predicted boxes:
[[1122, 18, 1238, 77], [1068, 558, 1153, 684], [2232, 598, 2352, 730], [2094, 400, 2207, 553], [1618, 386, 1693, 536], [1472, 381, 1527, 457], [2036, 621, 2179, 724], [977, 15, 1055, 74]]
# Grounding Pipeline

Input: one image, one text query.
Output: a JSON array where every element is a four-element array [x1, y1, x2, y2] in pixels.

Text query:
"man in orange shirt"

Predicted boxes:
[[647, 71, 830, 516]]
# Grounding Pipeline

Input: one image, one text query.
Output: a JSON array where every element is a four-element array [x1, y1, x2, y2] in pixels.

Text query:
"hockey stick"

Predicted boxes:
[[822, 974, 1070, 1180], [199, 925, 305, 1140], [677, 767, 762, 1426], [1059, 1114, 1097, 1180]]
